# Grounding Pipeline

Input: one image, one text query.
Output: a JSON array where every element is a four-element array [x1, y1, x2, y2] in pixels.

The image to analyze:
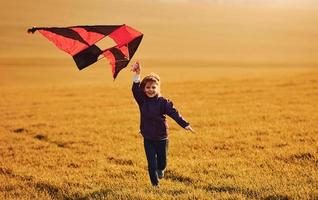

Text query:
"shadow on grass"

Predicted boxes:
[[204, 184, 292, 200], [263, 194, 291, 200], [35, 182, 66, 199], [87, 189, 117, 200], [276, 152, 317, 166], [34, 182, 117, 200], [165, 170, 194, 185], [34, 134, 48, 141], [0, 167, 33, 181], [204, 184, 259, 199], [71, 188, 131, 200], [33, 133, 74, 148], [107, 156, 134, 166], [12, 128, 28, 133]]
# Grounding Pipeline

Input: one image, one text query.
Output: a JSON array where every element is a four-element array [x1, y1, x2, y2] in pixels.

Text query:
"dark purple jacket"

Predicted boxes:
[[132, 82, 190, 140]]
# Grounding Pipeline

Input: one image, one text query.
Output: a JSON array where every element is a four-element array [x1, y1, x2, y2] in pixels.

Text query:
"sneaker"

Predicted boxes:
[[157, 170, 164, 179]]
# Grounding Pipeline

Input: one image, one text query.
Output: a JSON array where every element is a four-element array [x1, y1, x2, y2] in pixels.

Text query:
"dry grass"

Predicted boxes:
[[1, 0, 318, 199], [1, 61, 318, 199]]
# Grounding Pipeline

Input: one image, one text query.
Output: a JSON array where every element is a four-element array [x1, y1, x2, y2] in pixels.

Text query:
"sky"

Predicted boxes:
[[0, 0, 317, 65], [158, 0, 318, 6]]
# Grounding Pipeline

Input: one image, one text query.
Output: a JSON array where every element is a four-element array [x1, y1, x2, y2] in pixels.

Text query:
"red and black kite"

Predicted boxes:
[[28, 25, 143, 79]]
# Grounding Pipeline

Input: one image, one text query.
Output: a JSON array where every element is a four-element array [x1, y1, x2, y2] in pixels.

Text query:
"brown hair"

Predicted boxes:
[[140, 73, 161, 93]]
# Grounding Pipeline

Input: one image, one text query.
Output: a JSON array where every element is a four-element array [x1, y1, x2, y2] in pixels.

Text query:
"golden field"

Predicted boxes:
[[1, 0, 318, 199]]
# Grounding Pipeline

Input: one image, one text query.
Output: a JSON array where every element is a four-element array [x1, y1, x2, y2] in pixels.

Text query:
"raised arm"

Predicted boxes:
[[131, 61, 144, 105]]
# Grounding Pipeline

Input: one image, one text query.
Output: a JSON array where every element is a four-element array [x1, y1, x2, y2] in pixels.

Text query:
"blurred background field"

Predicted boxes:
[[1, 0, 318, 199]]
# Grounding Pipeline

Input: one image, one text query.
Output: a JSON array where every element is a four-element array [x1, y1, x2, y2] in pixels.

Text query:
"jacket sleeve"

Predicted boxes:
[[132, 81, 144, 105], [164, 99, 190, 128]]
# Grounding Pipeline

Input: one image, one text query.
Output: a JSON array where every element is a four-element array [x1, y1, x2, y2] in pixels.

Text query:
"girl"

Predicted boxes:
[[131, 61, 194, 187]]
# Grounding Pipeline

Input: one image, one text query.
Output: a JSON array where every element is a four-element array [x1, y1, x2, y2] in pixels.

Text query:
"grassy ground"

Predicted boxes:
[[1, 59, 317, 199]]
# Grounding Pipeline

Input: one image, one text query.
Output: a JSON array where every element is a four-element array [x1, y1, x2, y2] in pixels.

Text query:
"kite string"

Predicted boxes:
[[98, 55, 130, 62]]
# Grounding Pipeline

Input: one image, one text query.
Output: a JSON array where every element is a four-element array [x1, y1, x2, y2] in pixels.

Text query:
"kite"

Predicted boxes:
[[27, 24, 143, 79]]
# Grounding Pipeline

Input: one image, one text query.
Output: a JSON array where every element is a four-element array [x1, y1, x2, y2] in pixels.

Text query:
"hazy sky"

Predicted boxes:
[[158, 0, 318, 5]]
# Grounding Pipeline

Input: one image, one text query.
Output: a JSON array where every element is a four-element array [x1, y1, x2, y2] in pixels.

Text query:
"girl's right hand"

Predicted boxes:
[[131, 61, 141, 75], [185, 125, 195, 133]]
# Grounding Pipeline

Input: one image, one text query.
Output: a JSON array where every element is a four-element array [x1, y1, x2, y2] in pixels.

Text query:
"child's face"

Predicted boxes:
[[144, 81, 159, 98]]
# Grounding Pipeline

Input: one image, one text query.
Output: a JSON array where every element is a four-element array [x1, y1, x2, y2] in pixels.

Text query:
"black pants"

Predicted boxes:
[[143, 138, 168, 186]]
